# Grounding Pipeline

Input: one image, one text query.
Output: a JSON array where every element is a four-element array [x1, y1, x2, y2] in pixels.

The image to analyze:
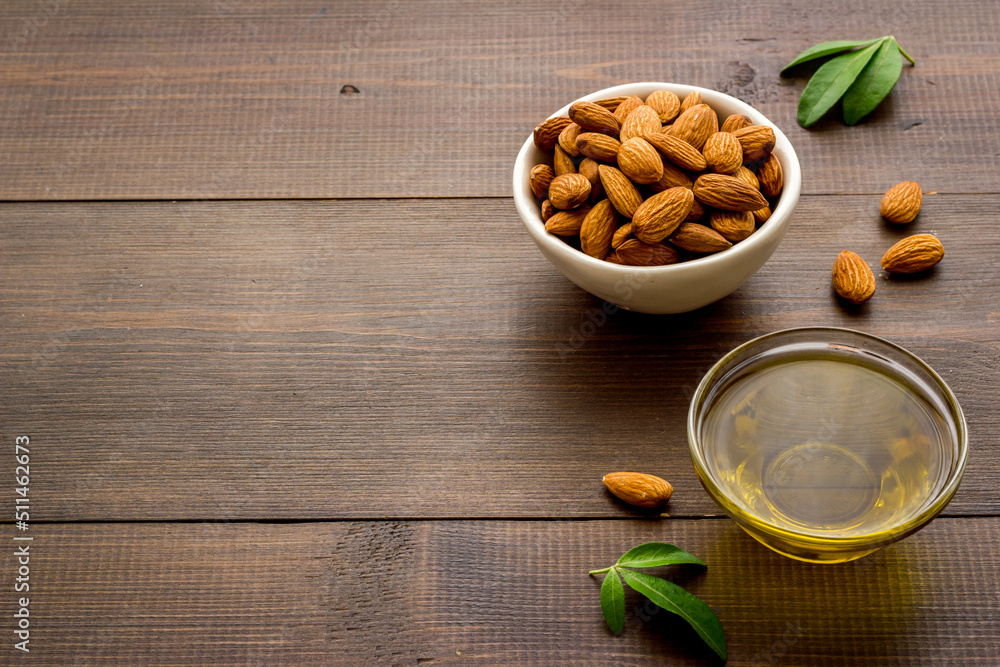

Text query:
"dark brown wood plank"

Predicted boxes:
[[1, 0, 999, 199], [2, 196, 997, 520], [8, 517, 998, 665]]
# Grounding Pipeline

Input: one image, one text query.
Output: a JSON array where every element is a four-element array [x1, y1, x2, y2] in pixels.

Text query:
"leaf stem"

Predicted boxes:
[[589, 566, 614, 575], [894, 39, 916, 66]]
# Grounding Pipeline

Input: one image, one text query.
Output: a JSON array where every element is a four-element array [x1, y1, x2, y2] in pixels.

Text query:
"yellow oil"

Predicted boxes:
[[700, 354, 955, 537]]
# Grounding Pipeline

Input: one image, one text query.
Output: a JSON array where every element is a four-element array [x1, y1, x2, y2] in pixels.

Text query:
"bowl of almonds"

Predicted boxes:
[[513, 82, 801, 314]]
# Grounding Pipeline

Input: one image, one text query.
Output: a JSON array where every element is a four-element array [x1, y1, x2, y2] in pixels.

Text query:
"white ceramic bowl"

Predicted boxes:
[[512, 82, 801, 314]]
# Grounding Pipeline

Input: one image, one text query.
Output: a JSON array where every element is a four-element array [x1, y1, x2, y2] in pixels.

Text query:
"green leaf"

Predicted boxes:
[[842, 37, 903, 125], [619, 569, 727, 662], [781, 38, 882, 73], [616, 542, 707, 569], [599, 568, 626, 634], [797, 41, 883, 127]]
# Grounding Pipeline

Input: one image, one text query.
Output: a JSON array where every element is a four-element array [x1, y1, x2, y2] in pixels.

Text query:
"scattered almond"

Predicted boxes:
[[880, 181, 922, 224], [832, 250, 876, 304], [603, 472, 673, 508], [881, 234, 944, 273]]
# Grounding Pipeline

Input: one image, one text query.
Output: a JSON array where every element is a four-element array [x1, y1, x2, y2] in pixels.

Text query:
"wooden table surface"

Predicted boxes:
[[2, 1, 999, 664]]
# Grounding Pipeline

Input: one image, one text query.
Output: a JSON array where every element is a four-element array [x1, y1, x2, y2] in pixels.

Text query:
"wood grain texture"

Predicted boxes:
[[2, 196, 997, 520], [3, 518, 997, 665], [2, 0, 999, 200]]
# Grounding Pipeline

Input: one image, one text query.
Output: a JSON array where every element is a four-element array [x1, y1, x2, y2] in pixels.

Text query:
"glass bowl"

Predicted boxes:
[[687, 327, 968, 563]]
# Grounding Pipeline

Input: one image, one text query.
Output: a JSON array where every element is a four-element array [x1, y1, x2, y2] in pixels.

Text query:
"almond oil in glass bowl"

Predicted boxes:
[[688, 328, 967, 563]]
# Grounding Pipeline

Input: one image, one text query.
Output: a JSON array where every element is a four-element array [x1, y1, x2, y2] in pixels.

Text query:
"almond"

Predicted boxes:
[[647, 162, 694, 192], [670, 104, 719, 150], [617, 137, 664, 185], [593, 96, 628, 113], [733, 165, 759, 190], [603, 472, 673, 508], [529, 164, 554, 199], [553, 144, 576, 176], [605, 252, 624, 264], [598, 165, 643, 218], [679, 90, 702, 112], [645, 90, 681, 123], [720, 113, 752, 133], [702, 131, 743, 174], [569, 100, 621, 136], [880, 181, 922, 224], [643, 131, 708, 172], [757, 154, 783, 197], [732, 125, 776, 162], [710, 210, 755, 242], [613, 95, 645, 123], [685, 198, 706, 222], [631, 187, 694, 243], [557, 122, 583, 157], [544, 206, 592, 236], [580, 199, 618, 259], [576, 132, 621, 162], [881, 234, 944, 273], [548, 173, 591, 209], [611, 222, 634, 249], [693, 173, 768, 211], [620, 105, 662, 142], [540, 199, 555, 222], [669, 222, 732, 253], [753, 204, 772, 225], [832, 250, 876, 304], [578, 157, 603, 202], [615, 239, 679, 266], [533, 116, 573, 151]]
